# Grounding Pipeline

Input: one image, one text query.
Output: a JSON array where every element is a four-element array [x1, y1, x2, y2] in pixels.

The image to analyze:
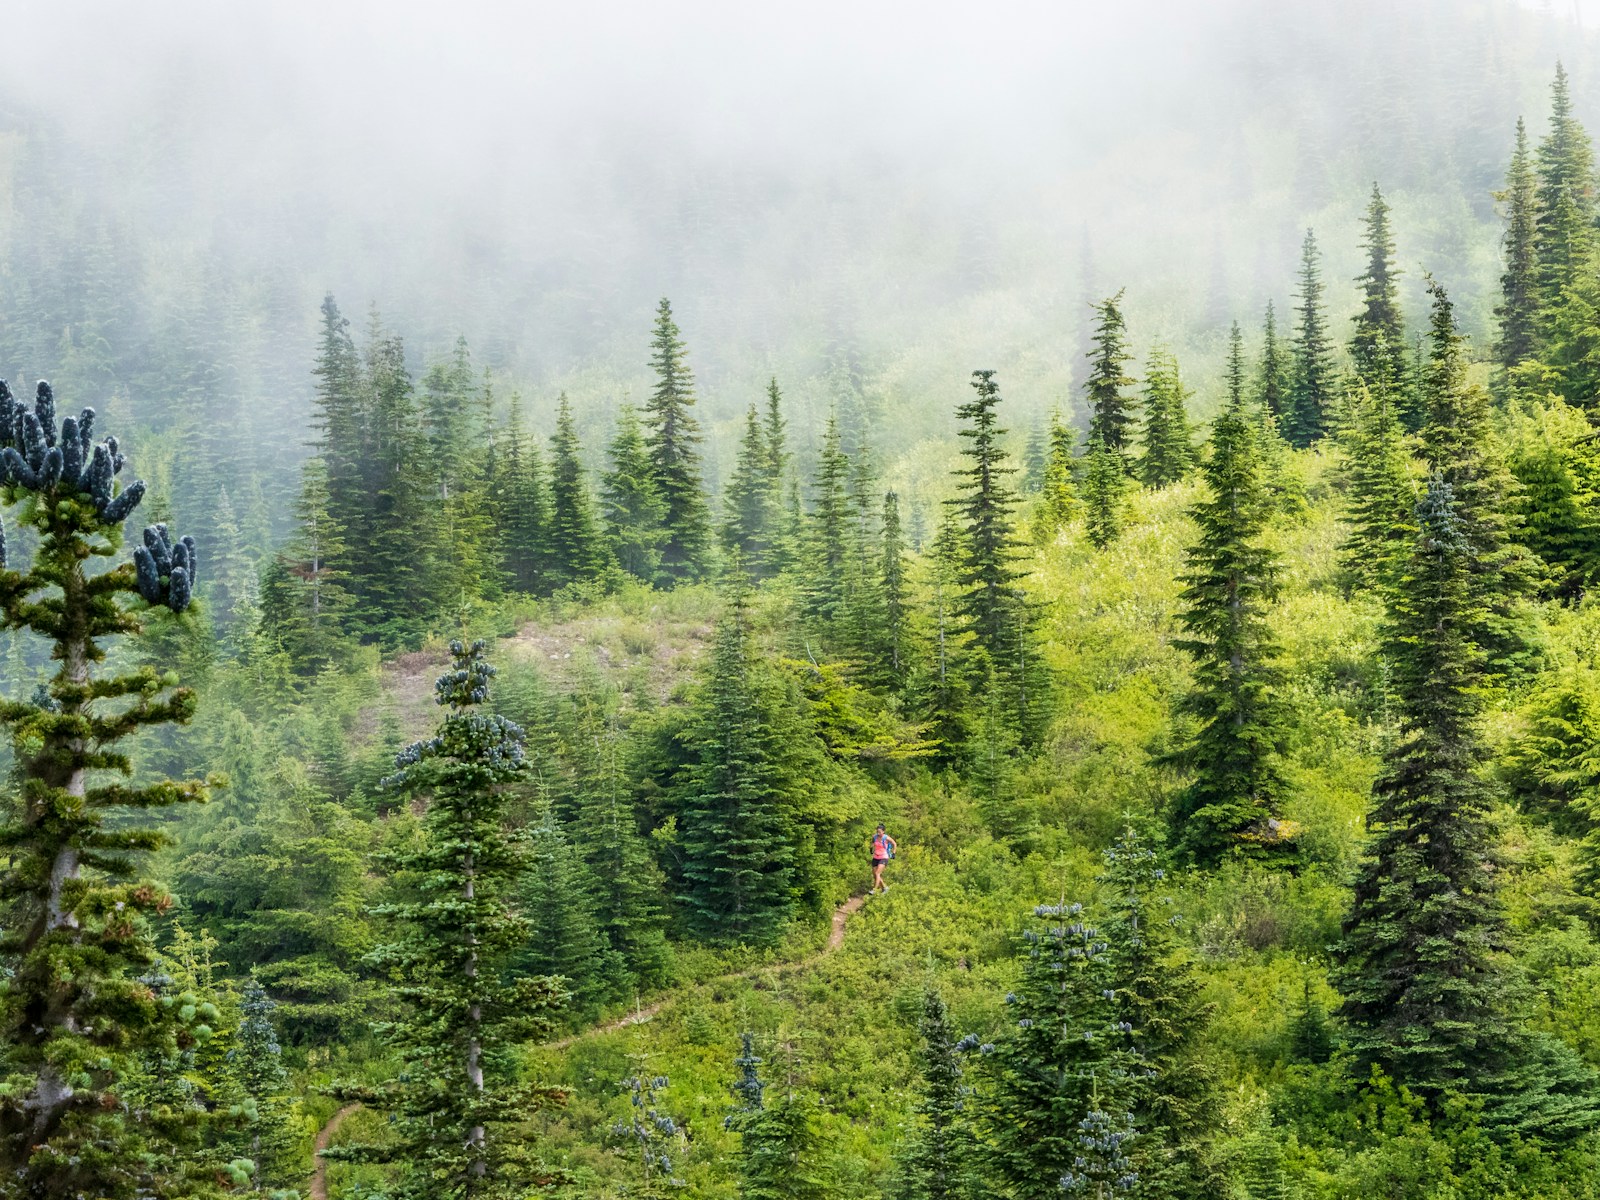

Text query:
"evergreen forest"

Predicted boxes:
[[11, 3, 1600, 1198]]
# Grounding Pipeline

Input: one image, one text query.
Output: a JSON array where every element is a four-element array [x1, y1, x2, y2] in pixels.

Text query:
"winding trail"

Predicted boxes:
[[309, 893, 869, 1197]]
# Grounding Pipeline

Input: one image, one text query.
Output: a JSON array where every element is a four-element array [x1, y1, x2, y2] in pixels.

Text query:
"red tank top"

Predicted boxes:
[[873, 833, 891, 860]]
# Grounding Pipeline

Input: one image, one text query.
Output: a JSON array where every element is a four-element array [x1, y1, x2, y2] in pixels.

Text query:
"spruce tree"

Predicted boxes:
[[879, 490, 910, 689], [1167, 384, 1292, 866], [566, 683, 672, 989], [761, 379, 796, 572], [802, 411, 852, 629], [723, 403, 776, 574], [262, 455, 353, 670], [1139, 348, 1195, 488], [727, 1036, 829, 1200], [308, 294, 368, 605], [1335, 477, 1508, 1092], [896, 988, 981, 1200], [602, 404, 668, 585], [496, 396, 553, 595], [948, 370, 1044, 741], [1083, 435, 1126, 550], [1257, 301, 1288, 421], [1350, 183, 1408, 399], [1032, 411, 1080, 541], [1286, 229, 1333, 446], [328, 641, 566, 1196], [519, 805, 617, 1019], [547, 393, 607, 590], [1495, 117, 1542, 378], [1418, 278, 1536, 680], [675, 570, 808, 944], [1085, 291, 1137, 461], [1338, 384, 1417, 596], [1535, 64, 1597, 323], [227, 976, 298, 1192], [0, 381, 214, 1196], [643, 298, 712, 584]]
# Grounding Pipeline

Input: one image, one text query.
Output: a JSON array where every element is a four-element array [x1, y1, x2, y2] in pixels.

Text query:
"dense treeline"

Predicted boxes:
[[10, 47, 1600, 1200]]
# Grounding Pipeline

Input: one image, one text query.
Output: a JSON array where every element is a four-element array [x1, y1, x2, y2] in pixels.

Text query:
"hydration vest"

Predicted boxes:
[[873, 833, 892, 860]]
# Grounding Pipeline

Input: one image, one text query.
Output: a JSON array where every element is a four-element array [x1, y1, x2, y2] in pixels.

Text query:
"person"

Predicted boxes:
[[870, 824, 897, 894]]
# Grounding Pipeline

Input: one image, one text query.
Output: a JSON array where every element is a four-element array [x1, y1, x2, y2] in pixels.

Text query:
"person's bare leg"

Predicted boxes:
[[872, 862, 884, 893]]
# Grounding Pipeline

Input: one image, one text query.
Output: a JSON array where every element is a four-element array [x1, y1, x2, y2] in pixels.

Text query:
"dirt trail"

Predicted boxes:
[[308, 1102, 362, 1200], [309, 893, 868, 1195]]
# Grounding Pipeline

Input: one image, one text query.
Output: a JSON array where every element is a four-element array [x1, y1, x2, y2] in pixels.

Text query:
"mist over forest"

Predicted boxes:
[[10, 2, 1600, 1197]]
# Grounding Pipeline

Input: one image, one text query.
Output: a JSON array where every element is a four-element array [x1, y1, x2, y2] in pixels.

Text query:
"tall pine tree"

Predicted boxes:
[[643, 299, 712, 584], [1287, 229, 1333, 446], [1085, 291, 1137, 461], [1349, 184, 1408, 401], [1139, 348, 1195, 488], [602, 403, 668, 585], [546, 393, 607, 590], [1495, 117, 1542, 379]]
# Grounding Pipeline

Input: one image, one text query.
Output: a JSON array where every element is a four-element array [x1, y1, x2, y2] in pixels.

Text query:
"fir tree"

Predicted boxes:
[[761, 379, 796, 572], [948, 370, 1045, 742], [1287, 229, 1334, 446], [1083, 436, 1126, 550], [1257, 301, 1288, 422], [1139, 348, 1195, 488], [723, 403, 776, 574], [613, 1057, 688, 1196], [519, 805, 618, 1019], [1335, 477, 1508, 1092], [802, 411, 852, 629], [878, 490, 910, 688], [547, 393, 607, 590], [328, 641, 567, 1196], [262, 455, 354, 670], [1495, 117, 1542, 377], [1417, 277, 1537, 680], [0, 381, 214, 1196], [675, 571, 807, 944], [567, 685, 672, 989], [1032, 411, 1080, 542], [643, 298, 712, 584], [309, 294, 368, 605], [1338, 384, 1418, 596], [1085, 291, 1137, 461], [497, 395, 553, 594], [1167, 385, 1292, 866], [227, 976, 298, 1191], [603, 404, 669, 585], [727, 1036, 829, 1200], [1535, 64, 1597, 323], [1022, 417, 1050, 494], [1350, 184, 1408, 399], [896, 988, 981, 1200]]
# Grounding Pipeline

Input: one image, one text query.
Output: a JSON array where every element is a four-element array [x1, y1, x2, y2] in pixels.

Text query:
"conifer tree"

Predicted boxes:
[[496, 396, 553, 594], [803, 411, 852, 629], [980, 901, 1133, 1200], [1167, 384, 1291, 866], [1417, 278, 1536, 680], [227, 976, 298, 1192], [519, 806, 618, 1019], [1350, 184, 1408, 400], [1139, 348, 1195, 488], [1287, 229, 1333, 446], [1257, 301, 1288, 421], [643, 299, 712, 584], [896, 988, 981, 1200], [1338, 384, 1417, 596], [1335, 477, 1508, 1092], [723, 403, 776, 574], [567, 684, 672, 988], [675, 570, 809, 944], [1032, 411, 1080, 541], [727, 1036, 829, 1200], [309, 294, 368, 598], [1083, 436, 1126, 550], [1022, 417, 1049, 494], [328, 641, 566, 1196], [1535, 64, 1597, 323], [1097, 830, 1223, 1198], [602, 404, 668, 585], [1085, 291, 1137, 461], [0, 381, 214, 1195], [761, 379, 796, 572], [878, 490, 910, 688], [948, 370, 1045, 741], [1496, 117, 1542, 377], [262, 455, 354, 670], [547, 393, 607, 590]]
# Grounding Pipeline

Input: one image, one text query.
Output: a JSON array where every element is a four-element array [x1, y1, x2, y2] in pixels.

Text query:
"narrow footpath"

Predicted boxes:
[[309, 892, 869, 1197]]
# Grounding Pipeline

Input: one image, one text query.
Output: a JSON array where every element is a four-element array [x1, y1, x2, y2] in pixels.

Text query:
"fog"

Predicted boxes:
[[0, 0, 1594, 510]]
